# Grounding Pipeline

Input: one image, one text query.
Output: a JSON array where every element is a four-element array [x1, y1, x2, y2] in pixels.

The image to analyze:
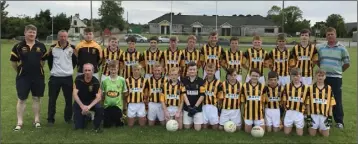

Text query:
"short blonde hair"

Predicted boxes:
[[205, 63, 216, 70], [326, 27, 336, 34], [153, 62, 162, 70], [169, 67, 179, 74], [187, 35, 197, 41], [108, 60, 119, 68], [315, 69, 326, 75], [132, 63, 143, 70], [252, 35, 261, 41], [108, 36, 118, 42], [25, 24, 37, 32]]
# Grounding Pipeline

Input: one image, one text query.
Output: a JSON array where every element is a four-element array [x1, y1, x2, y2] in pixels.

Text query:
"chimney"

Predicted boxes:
[[75, 13, 80, 19]]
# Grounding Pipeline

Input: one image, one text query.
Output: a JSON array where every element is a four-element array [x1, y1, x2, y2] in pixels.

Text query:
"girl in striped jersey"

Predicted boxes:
[[160, 67, 184, 130], [306, 69, 335, 137], [263, 71, 284, 132], [101, 37, 123, 82]]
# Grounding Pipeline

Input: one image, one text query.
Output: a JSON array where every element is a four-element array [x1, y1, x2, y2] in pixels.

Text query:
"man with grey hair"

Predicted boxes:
[[47, 30, 77, 126], [10, 24, 47, 131], [73, 63, 103, 133]]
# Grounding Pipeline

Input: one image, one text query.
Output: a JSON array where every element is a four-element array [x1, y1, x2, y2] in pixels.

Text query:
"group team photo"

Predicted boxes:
[[9, 22, 350, 138]]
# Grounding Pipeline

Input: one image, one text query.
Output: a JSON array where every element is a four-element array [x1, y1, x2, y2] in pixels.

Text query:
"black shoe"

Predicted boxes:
[[47, 122, 54, 127]]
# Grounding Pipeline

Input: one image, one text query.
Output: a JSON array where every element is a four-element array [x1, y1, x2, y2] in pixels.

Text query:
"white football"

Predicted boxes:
[[251, 126, 265, 137], [166, 120, 179, 132], [224, 121, 237, 133]]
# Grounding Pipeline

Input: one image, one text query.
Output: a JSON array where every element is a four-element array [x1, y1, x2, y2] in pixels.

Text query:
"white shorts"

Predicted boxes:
[[284, 110, 304, 129], [300, 77, 312, 85], [77, 72, 100, 81], [203, 105, 219, 125], [203, 70, 220, 80], [219, 109, 242, 126], [147, 102, 164, 121], [311, 114, 330, 130], [244, 119, 265, 126], [246, 75, 265, 84], [127, 103, 146, 118], [145, 74, 153, 79], [265, 108, 280, 127], [278, 76, 290, 86], [183, 111, 203, 125], [167, 106, 179, 117], [236, 75, 243, 83]]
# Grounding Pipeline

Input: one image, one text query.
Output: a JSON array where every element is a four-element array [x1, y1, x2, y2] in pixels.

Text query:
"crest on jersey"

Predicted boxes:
[[22, 47, 28, 53], [88, 85, 93, 92], [36, 47, 41, 52], [92, 49, 96, 54]]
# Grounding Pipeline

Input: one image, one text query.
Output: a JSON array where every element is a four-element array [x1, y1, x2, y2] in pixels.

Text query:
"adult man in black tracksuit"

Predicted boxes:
[[47, 30, 77, 125], [181, 62, 206, 131]]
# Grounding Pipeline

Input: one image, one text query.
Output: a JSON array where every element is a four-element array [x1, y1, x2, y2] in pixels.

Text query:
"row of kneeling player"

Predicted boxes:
[[99, 60, 334, 137]]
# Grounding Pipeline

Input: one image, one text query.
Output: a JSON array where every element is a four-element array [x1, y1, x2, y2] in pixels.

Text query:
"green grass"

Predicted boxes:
[[1, 41, 357, 143]]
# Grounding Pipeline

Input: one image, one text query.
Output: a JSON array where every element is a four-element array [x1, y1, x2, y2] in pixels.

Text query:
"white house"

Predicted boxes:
[[68, 14, 87, 37]]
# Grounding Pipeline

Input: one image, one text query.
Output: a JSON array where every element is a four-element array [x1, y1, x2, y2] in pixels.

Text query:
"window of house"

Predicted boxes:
[[265, 28, 274, 33], [73, 20, 77, 26], [75, 27, 79, 33]]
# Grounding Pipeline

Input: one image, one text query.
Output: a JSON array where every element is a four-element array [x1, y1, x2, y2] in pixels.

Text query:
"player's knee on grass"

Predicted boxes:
[[321, 130, 329, 137], [308, 128, 317, 136], [194, 124, 201, 131], [296, 128, 303, 136], [244, 124, 252, 133], [284, 127, 292, 135]]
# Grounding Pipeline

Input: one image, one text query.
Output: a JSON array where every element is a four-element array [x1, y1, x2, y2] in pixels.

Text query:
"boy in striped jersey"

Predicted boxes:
[[289, 29, 318, 85], [263, 71, 284, 132], [120, 36, 145, 78], [143, 36, 164, 79], [200, 31, 224, 80], [202, 63, 222, 130], [265, 34, 290, 86], [181, 35, 201, 77], [219, 68, 243, 131], [241, 68, 266, 133], [163, 36, 185, 77], [221, 36, 246, 82], [243, 36, 268, 84], [101, 36, 123, 81], [306, 69, 335, 137], [282, 68, 310, 136], [125, 64, 148, 127], [146, 63, 167, 126], [161, 67, 184, 130]]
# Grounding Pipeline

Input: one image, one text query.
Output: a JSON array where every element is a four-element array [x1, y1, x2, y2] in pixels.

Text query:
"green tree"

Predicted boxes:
[[311, 21, 327, 37], [34, 9, 52, 38], [326, 14, 347, 37], [53, 13, 71, 34], [98, 1, 125, 31], [1, 1, 9, 37]]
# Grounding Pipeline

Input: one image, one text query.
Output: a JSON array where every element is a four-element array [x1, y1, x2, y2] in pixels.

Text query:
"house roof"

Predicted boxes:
[[148, 13, 277, 27], [345, 22, 357, 32]]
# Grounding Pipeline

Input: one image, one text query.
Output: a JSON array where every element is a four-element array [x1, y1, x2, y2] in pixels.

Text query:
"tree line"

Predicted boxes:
[[1, 1, 126, 39], [1, 1, 355, 39]]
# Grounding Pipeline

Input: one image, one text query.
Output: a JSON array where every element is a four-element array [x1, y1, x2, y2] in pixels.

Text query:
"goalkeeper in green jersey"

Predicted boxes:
[[101, 60, 127, 128]]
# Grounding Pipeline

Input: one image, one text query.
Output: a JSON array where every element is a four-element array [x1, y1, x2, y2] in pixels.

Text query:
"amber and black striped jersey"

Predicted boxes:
[[126, 76, 148, 103], [243, 48, 268, 76], [289, 43, 318, 77], [146, 76, 167, 103], [120, 49, 144, 78], [282, 83, 310, 113], [203, 78, 222, 106], [306, 84, 336, 117], [75, 40, 102, 73], [181, 48, 201, 77], [163, 49, 184, 74], [221, 49, 245, 74], [220, 81, 242, 110], [241, 82, 266, 120], [101, 48, 123, 76], [160, 80, 184, 107], [143, 49, 163, 75], [200, 43, 224, 69], [263, 85, 284, 109], [266, 47, 290, 76]]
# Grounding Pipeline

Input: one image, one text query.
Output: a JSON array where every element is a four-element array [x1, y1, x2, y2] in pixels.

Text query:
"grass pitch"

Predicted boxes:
[[1, 40, 357, 143]]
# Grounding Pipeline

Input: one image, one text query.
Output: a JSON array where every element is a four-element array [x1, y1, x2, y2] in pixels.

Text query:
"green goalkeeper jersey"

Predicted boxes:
[[101, 76, 127, 109]]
